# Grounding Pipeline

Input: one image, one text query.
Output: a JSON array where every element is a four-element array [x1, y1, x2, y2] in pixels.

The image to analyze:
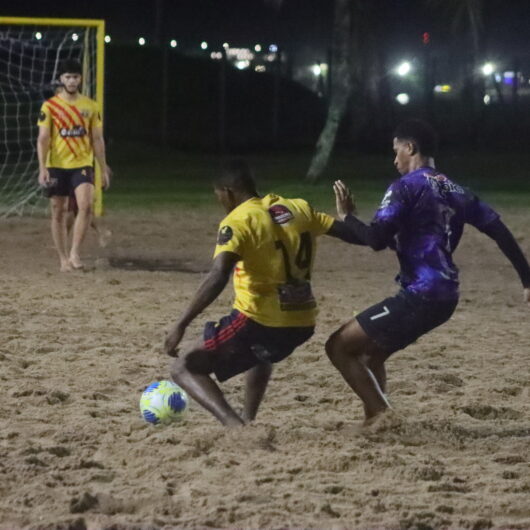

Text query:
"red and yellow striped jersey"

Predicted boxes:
[[37, 94, 102, 169]]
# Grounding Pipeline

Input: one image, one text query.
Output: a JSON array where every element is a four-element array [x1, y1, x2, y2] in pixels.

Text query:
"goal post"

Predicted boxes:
[[0, 16, 105, 217]]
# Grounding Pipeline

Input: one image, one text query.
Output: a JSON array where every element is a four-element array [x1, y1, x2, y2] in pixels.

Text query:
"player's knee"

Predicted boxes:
[[326, 331, 364, 365], [76, 202, 93, 216], [325, 332, 341, 364], [51, 202, 67, 220], [171, 349, 214, 379], [170, 357, 187, 381]]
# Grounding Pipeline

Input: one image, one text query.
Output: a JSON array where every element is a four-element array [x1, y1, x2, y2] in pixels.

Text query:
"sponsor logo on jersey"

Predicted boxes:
[[59, 125, 87, 138], [39, 111, 46, 121], [217, 225, 233, 245], [427, 174, 464, 195], [81, 109, 90, 118], [268, 205, 294, 224]]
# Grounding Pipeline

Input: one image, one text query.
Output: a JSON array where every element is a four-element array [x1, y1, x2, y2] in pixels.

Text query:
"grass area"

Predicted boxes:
[[105, 142, 530, 213]]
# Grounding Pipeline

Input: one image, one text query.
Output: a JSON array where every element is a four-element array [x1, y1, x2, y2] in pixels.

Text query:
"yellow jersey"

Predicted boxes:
[[213, 194, 335, 327], [37, 94, 102, 169]]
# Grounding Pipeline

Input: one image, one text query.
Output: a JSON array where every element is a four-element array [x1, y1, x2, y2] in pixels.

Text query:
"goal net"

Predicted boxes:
[[0, 17, 104, 217]]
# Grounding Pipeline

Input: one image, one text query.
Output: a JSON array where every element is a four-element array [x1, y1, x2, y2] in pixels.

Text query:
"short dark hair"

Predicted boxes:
[[58, 59, 82, 76], [393, 119, 438, 157], [215, 159, 257, 195]]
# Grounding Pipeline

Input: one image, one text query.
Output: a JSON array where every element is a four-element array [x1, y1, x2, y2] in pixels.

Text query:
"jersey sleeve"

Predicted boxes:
[[37, 102, 52, 128], [213, 216, 247, 259], [309, 208, 335, 236], [465, 194, 500, 230], [372, 180, 407, 229]]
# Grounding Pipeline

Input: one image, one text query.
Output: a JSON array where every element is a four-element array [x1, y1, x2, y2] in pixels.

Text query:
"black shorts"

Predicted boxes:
[[356, 290, 458, 357], [203, 310, 314, 382], [43, 166, 94, 198]]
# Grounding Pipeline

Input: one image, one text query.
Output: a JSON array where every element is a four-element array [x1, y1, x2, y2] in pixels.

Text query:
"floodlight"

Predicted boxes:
[[396, 93, 410, 105], [396, 61, 411, 76]]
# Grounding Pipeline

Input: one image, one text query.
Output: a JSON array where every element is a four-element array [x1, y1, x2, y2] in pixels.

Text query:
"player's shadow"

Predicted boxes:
[[108, 257, 207, 273]]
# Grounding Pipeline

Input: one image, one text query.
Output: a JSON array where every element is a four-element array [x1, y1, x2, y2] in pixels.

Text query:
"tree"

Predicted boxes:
[[305, 0, 353, 182]]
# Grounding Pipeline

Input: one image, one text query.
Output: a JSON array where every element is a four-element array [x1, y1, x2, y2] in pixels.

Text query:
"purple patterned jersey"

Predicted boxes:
[[373, 167, 499, 300]]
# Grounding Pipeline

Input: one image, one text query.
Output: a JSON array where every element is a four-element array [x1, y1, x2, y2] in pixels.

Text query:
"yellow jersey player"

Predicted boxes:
[[164, 159, 361, 427], [37, 59, 110, 271]]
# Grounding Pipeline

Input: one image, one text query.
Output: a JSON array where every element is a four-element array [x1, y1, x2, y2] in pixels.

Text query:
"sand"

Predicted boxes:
[[0, 206, 529, 530]]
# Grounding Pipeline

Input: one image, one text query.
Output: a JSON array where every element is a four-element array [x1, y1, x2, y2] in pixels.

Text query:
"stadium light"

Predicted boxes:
[[201, 41, 208, 50], [483, 94, 491, 105], [396, 93, 410, 105], [236, 60, 250, 70], [223, 42, 229, 49], [482, 62, 495, 76], [104, 35, 111, 44], [71, 33, 79, 42], [254, 44, 262, 52], [396, 61, 411, 77], [269, 44, 278, 53], [311, 64, 322, 77], [35, 32, 42, 40], [138, 37, 146, 46], [170, 39, 177, 48]]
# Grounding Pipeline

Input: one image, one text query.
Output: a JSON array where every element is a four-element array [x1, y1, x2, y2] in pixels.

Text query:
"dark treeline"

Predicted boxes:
[[104, 44, 530, 153]]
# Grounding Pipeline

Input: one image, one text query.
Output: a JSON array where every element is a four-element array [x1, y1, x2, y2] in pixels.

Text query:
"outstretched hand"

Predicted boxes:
[[164, 322, 185, 357], [333, 180, 357, 221]]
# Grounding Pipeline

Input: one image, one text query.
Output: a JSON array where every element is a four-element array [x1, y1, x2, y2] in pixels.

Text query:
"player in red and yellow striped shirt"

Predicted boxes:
[[37, 59, 110, 271]]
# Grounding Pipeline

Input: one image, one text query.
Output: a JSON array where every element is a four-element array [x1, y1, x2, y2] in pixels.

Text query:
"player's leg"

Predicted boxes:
[[241, 325, 314, 423], [50, 195, 71, 272], [325, 319, 390, 421], [242, 362, 273, 423], [169, 343, 244, 427], [368, 352, 387, 393], [69, 181, 94, 269], [66, 194, 78, 235]]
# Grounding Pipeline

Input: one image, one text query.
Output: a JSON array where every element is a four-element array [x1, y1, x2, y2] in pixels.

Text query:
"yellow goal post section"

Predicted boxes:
[[0, 16, 106, 216]]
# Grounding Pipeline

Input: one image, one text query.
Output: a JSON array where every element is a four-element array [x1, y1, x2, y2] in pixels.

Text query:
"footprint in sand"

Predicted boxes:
[[460, 405, 522, 420]]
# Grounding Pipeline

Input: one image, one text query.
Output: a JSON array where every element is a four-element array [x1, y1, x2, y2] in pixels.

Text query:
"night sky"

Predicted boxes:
[[2, 0, 530, 62]]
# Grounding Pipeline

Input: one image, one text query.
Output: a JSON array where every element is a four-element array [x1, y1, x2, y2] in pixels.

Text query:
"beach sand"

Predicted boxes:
[[1, 207, 528, 529]]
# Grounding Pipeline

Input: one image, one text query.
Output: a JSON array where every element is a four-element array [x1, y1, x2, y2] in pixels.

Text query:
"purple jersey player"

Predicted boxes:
[[327, 119, 530, 426]]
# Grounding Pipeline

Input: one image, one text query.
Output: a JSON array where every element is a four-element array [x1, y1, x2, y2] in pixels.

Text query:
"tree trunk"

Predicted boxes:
[[306, 0, 352, 182]]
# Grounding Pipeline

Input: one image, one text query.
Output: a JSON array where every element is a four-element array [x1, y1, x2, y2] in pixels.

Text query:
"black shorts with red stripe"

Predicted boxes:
[[203, 309, 314, 382]]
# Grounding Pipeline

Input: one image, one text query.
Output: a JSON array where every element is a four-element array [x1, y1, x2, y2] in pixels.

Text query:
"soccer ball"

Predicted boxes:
[[139, 380, 189, 425]]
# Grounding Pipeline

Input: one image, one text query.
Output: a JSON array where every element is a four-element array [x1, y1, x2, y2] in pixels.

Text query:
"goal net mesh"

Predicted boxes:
[[0, 22, 98, 216]]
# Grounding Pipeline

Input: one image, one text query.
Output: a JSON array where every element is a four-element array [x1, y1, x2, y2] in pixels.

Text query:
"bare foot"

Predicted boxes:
[[60, 260, 73, 272], [362, 408, 402, 432], [69, 254, 84, 270]]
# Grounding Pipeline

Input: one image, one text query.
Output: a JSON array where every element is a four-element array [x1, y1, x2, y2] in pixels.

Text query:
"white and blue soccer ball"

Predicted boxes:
[[139, 380, 189, 425]]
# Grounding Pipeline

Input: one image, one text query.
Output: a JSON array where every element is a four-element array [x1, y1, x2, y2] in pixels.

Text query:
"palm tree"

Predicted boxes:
[[306, 0, 353, 182]]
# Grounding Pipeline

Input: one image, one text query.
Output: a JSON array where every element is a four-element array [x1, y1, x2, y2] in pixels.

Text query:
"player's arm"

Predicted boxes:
[[333, 180, 397, 250], [326, 220, 366, 245], [480, 219, 530, 305], [164, 251, 240, 356], [91, 126, 110, 190], [37, 125, 51, 186]]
